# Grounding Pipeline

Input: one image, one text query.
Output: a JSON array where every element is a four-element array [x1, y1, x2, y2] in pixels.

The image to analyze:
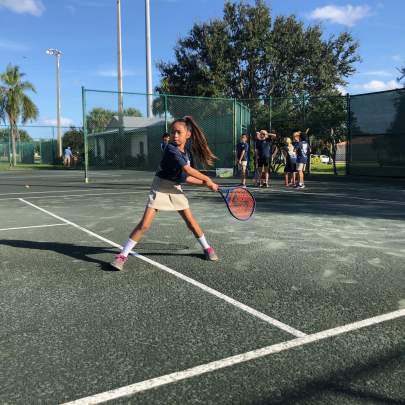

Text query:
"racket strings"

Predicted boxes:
[[226, 189, 255, 220]]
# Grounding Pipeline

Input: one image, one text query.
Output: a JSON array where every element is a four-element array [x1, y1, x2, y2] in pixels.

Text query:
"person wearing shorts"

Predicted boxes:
[[255, 130, 275, 187], [236, 133, 249, 186], [282, 137, 297, 187], [293, 131, 310, 189]]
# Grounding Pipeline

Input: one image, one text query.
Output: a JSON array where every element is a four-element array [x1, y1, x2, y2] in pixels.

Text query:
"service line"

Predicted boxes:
[[0, 223, 67, 232]]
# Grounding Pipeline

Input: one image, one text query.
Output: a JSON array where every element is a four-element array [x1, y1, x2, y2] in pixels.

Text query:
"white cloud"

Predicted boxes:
[[95, 68, 141, 78], [309, 4, 370, 27], [336, 85, 347, 95], [361, 70, 393, 77], [0, 0, 45, 16], [41, 117, 75, 127], [0, 39, 27, 51], [392, 54, 403, 62], [356, 80, 401, 92]]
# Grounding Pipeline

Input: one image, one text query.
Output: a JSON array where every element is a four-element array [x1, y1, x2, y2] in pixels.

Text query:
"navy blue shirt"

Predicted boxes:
[[295, 140, 309, 164], [160, 142, 169, 152], [255, 139, 272, 158], [237, 142, 249, 161], [283, 145, 297, 164], [156, 143, 191, 183]]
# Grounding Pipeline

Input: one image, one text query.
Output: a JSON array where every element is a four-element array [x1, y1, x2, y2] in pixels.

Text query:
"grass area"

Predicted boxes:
[[310, 161, 346, 175], [0, 163, 61, 171]]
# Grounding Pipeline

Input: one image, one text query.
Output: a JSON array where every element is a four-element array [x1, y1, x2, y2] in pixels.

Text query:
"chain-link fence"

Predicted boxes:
[[0, 125, 74, 166], [348, 88, 405, 177], [239, 95, 349, 173], [82, 88, 250, 179]]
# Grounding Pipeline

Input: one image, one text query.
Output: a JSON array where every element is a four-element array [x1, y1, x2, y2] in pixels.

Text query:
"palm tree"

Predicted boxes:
[[0, 64, 38, 166]]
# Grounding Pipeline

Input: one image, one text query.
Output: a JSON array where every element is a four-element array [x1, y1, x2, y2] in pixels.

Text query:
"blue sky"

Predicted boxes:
[[0, 0, 404, 129]]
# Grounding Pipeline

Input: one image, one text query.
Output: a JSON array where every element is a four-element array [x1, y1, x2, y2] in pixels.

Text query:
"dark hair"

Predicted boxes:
[[171, 116, 217, 168], [162, 132, 170, 139]]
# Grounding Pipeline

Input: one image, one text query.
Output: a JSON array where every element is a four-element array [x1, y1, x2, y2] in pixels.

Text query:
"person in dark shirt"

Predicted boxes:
[[160, 132, 170, 152], [293, 131, 310, 189], [110, 116, 219, 271], [255, 130, 276, 187], [236, 133, 249, 186]]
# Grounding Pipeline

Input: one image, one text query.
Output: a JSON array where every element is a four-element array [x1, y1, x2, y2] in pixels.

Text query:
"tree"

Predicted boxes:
[[86, 108, 114, 133], [0, 127, 33, 142], [86, 107, 143, 133], [398, 65, 405, 86], [156, 0, 360, 101], [0, 64, 38, 166], [62, 126, 84, 156]]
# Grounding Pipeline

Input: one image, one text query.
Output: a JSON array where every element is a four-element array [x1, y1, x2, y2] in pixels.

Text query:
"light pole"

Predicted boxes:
[[145, 0, 153, 117], [46, 48, 63, 159], [117, 0, 123, 115]]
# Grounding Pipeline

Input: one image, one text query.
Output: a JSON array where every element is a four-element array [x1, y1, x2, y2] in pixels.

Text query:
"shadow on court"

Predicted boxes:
[[0, 240, 205, 270], [255, 346, 405, 405]]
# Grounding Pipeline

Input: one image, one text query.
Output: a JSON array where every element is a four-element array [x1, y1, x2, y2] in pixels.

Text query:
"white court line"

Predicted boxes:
[[0, 223, 67, 232], [0, 188, 118, 196], [19, 198, 306, 338], [266, 188, 405, 206], [0, 190, 148, 201], [61, 308, 405, 405]]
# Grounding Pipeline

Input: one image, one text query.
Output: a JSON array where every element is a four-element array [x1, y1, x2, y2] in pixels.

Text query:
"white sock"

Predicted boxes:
[[197, 234, 210, 250], [121, 238, 137, 257]]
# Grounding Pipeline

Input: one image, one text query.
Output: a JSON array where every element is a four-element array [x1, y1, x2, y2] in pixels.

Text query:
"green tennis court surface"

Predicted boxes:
[[1, 170, 404, 404]]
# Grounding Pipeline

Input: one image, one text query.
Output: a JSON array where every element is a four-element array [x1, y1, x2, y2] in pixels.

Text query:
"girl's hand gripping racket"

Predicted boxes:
[[218, 187, 256, 221]]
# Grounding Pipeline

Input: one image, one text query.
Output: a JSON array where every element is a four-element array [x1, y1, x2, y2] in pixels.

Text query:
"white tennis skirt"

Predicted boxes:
[[147, 176, 189, 211]]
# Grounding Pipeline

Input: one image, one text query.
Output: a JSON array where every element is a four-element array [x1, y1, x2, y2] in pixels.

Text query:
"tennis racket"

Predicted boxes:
[[218, 187, 256, 221]]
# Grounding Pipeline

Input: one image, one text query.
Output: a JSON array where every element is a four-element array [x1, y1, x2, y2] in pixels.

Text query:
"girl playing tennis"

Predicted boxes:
[[111, 116, 219, 271]]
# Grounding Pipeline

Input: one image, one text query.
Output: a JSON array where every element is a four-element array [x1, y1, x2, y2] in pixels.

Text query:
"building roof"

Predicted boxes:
[[107, 116, 164, 129]]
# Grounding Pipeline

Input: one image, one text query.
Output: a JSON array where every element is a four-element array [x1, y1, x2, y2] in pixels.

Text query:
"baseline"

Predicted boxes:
[[18, 198, 305, 338], [61, 308, 405, 404], [0, 223, 67, 232]]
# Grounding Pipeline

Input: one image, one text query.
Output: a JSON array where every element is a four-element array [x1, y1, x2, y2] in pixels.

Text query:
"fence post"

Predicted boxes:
[[346, 93, 351, 176], [82, 86, 89, 183]]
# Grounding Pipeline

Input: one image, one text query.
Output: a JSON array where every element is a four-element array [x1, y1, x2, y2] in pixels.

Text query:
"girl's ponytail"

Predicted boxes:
[[175, 116, 217, 168]]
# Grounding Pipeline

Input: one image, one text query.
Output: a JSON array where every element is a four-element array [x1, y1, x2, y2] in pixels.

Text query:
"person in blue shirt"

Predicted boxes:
[[236, 133, 249, 186], [293, 131, 310, 189], [111, 116, 219, 271], [254, 130, 276, 187], [63, 146, 72, 168], [160, 132, 170, 152]]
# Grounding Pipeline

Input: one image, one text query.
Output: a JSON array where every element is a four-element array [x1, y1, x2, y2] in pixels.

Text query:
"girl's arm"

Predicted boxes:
[[185, 176, 204, 186], [182, 165, 218, 191]]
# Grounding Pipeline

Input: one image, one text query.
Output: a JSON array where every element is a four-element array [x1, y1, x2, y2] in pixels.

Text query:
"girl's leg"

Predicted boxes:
[[178, 208, 218, 261], [110, 207, 157, 271], [284, 173, 289, 186], [129, 207, 157, 241]]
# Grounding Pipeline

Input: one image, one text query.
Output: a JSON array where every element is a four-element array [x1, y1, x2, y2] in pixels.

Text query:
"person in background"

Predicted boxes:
[[63, 146, 72, 168], [236, 133, 249, 187], [255, 130, 276, 187], [293, 131, 310, 189], [282, 137, 297, 187], [161, 132, 170, 152]]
